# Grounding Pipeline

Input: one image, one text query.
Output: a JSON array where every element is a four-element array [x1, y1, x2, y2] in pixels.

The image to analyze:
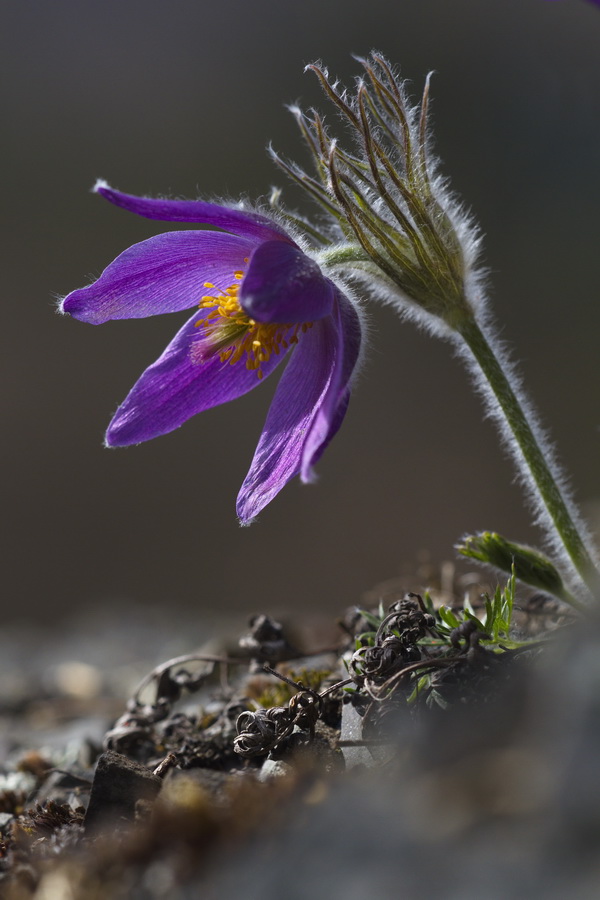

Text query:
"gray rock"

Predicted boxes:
[[259, 758, 293, 781], [84, 750, 161, 833], [339, 700, 373, 769]]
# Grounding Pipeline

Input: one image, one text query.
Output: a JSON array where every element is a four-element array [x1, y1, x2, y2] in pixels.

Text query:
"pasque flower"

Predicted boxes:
[[279, 52, 599, 599], [60, 182, 361, 523]]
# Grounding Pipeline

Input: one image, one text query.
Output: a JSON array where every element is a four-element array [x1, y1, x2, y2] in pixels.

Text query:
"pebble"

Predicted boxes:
[[84, 750, 162, 833]]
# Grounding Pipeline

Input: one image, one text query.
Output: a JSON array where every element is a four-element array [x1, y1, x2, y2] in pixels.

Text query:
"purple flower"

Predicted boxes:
[[61, 182, 362, 523]]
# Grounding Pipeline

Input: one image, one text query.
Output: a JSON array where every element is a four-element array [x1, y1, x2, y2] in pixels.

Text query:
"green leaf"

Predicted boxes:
[[359, 609, 384, 629], [456, 531, 565, 600], [422, 590, 436, 615], [481, 565, 516, 643], [463, 608, 484, 628], [407, 673, 430, 704], [438, 605, 462, 628], [427, 689, 449, 710]]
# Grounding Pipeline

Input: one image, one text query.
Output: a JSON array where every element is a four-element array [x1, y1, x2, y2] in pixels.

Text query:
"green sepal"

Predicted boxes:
[[457, 531, 566, 599]]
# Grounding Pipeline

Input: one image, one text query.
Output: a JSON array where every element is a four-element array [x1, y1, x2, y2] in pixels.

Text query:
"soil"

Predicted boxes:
[[1, 576, 596, 900]]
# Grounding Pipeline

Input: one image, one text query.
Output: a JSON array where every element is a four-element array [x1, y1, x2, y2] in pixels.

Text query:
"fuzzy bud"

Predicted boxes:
[[274, 53, 485, 332], [457, 531, 566, 599]]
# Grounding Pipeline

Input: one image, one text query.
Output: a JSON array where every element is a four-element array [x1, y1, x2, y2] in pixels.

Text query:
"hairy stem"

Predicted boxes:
[[459, 316, 599, 600]]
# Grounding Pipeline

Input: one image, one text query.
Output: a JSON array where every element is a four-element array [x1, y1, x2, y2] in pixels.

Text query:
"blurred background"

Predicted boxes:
[[1, 0, 599, 649]]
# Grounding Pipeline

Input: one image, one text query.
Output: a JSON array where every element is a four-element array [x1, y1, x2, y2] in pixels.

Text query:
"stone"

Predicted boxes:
[[84, 750, 161, 833]]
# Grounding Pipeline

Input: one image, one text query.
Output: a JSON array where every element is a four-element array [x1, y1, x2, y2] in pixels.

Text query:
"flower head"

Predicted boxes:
[[60, 182, 361, 523], [271, 53, 485, 335]]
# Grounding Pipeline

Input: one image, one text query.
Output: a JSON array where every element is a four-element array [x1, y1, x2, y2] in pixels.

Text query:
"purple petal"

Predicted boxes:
[[61, 231, 257, 324], [300, 290, 361, 476], [106, 311, 286, 446], [240, 241, 334, 323], [95, 181, 292, 243], [236, 288, 361, 522]]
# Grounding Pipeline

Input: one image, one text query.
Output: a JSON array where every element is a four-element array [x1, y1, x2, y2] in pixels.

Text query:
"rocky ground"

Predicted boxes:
[[1, 574, 599, 899]]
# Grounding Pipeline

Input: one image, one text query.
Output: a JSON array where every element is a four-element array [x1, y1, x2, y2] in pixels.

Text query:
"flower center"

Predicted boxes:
[[195, 261, 312, 379]]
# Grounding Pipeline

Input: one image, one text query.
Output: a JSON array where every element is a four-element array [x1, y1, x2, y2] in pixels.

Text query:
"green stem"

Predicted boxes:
[[459, 316, 599, 599]]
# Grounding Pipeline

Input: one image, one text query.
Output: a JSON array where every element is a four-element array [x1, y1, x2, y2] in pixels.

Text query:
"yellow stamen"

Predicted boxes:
[[194, 266, 313, 378]]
